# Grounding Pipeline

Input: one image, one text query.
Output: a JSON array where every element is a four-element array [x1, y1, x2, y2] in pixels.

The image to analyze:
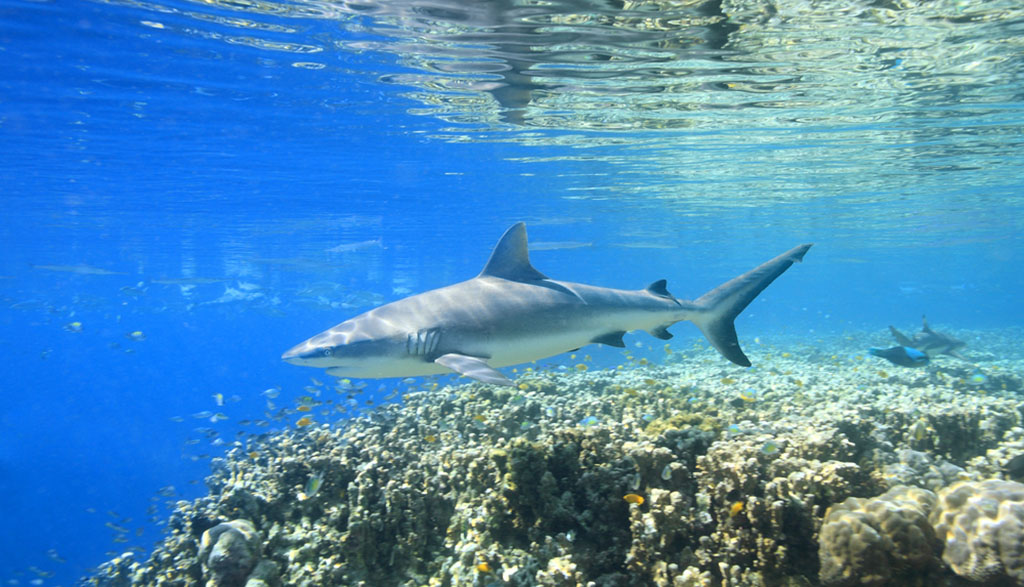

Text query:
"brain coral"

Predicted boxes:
[[818, 485, 940, 586], [931, 479, 1024, 582]]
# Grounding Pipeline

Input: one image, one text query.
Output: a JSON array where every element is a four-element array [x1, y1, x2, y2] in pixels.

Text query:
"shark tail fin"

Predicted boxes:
[[690, 244, 812, 367]]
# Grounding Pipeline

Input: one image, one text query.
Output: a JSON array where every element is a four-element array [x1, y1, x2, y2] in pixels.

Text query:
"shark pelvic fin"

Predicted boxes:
[[692, 243, 812, 367], [435, 353, 514, 387], [592, 331, 627, 347], [648, 325, 673, 340], [479, 222, 549, 282]]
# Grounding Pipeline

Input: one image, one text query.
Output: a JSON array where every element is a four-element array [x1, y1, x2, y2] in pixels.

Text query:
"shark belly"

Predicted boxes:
[[484, 330, 599, 368], [469, 306, 682, 368], [327, 355, 451, 379]]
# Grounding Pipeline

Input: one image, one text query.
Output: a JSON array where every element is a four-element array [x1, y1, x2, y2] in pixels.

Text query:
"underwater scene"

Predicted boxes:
[[2, 0, 1024, 585]]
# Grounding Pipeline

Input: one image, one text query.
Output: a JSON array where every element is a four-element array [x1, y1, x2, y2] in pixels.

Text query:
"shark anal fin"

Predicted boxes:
[[435, 353, 514, 387], [592, 331, 627, 347], [649, 326, 673, 340]]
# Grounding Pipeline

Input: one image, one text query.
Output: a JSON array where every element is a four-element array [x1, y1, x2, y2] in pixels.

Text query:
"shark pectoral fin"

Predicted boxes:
[[592, 331, 627, 347], [949, 350, 969, 361], [435, 353, 514, 387]]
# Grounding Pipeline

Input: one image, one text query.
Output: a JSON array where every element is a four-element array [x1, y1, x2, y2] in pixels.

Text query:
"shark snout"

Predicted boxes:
[[281, 345, 303, 364], [282, 341, 332, 366]]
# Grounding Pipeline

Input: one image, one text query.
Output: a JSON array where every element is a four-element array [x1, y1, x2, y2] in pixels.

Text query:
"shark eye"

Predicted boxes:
[[322, 348, 333, 357]]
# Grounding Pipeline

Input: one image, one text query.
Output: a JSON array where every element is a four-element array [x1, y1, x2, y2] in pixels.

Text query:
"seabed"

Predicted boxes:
[[86, 327, 1024, 586]]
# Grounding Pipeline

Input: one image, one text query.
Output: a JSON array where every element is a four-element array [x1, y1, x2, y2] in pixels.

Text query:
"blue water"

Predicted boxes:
[[2, 0, 1023, 583]]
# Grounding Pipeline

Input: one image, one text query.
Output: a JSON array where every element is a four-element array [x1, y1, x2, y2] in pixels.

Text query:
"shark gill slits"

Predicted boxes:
[[407, 329, 440, 356]]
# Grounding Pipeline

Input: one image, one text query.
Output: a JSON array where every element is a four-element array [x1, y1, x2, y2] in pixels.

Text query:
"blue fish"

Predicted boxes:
[[868, 346, 929, 368]]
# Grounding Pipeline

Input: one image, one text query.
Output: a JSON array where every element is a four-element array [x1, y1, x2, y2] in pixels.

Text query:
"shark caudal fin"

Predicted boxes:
[[691, 244, 812, 367]]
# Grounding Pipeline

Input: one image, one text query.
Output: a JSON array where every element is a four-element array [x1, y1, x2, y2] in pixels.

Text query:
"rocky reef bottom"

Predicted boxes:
[[84, 329, 1024, 586]]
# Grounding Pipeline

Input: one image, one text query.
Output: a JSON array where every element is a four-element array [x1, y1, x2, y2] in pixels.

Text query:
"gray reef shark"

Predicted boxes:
[[889, 316, 967, 360], [283, 223, 812, 386]]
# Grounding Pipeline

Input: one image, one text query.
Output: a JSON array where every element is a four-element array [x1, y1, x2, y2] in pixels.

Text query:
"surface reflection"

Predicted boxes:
[[94, 0, 1024, 135]]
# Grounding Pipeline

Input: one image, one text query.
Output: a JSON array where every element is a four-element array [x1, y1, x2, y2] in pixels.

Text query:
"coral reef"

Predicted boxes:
[[197, 519, 265, 587], [83, 332, 1024, 586], [818, 485, 940, 586], [931, 479, 1024, 583]]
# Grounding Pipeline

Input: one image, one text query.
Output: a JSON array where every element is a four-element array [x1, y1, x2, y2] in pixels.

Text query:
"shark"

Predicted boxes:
[[889, 316, 967, 360], [282, 223, 812, 386]]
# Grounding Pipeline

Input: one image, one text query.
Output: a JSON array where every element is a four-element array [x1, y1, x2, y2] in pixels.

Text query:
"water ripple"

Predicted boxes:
[[80, 0, 1024, 138], [311, 0, 1024, 134]]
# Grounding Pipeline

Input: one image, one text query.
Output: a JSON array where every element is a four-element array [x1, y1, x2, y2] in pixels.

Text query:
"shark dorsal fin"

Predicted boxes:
[[646, 279, 673, 299], [479, 222, 548, 281], [921, 315, 933, 333]]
